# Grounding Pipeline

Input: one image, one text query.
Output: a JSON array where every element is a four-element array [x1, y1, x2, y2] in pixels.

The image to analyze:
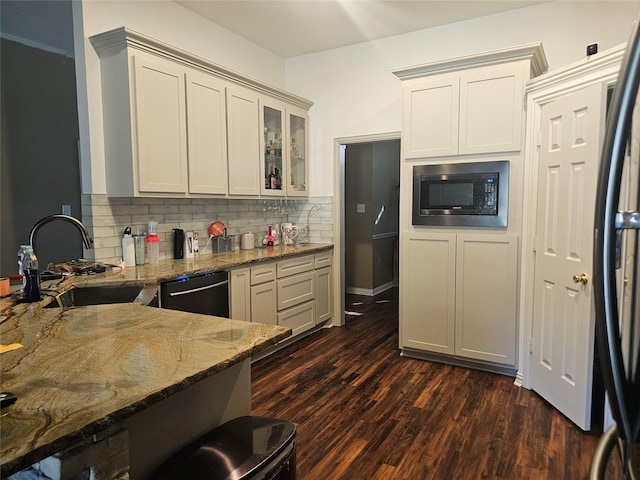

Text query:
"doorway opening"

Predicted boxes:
[[334, 133, 401, 327]]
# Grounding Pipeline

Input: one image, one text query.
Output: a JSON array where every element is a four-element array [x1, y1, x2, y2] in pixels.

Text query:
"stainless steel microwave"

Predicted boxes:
[[412, 160, 509, 227]]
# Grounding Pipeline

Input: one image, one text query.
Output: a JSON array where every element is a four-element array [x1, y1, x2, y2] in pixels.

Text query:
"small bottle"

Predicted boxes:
[[22, 245, 40, 302], [290, 138, 299, 159], [133, 234, 146, 265], [275, 167, 281, 190], [122, 227, 135, 267], [268, 165, 276, 189], [146, 233, 160, 265]]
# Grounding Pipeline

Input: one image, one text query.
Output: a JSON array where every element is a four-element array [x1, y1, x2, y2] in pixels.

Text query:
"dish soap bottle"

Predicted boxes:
[[122, 226, 135, 267]]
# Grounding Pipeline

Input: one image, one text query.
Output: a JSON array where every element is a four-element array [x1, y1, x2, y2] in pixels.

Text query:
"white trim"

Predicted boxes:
[[346, 282, 395, 297], [90, 27, 312, 110], [518, 43, 625, 390], [1, 32, 74, 58], [392, 42, 547, 80], [333, 132, 401, 326]]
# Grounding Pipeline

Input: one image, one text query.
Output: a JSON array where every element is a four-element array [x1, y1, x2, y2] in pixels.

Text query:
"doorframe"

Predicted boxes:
[[518, 45, 625, 389], [332, 132, 401, 326]]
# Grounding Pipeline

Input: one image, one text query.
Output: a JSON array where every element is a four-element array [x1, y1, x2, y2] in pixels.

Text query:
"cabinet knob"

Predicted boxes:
[[572, 273, 589, 285]]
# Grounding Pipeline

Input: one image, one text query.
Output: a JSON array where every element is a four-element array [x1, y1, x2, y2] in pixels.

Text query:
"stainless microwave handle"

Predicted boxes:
[[168, 279, 229, 297]]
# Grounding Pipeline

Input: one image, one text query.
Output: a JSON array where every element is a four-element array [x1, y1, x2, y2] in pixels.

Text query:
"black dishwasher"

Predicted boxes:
[[160, 271, 229, 317]]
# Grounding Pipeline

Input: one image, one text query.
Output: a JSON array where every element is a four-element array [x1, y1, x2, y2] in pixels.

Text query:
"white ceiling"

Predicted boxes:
[[175, 0, 550, 58]]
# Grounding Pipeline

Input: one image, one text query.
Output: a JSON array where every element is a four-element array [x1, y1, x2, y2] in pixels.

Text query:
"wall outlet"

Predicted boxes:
[[356, 204, 365, 213], [586, 43, 598, 56]]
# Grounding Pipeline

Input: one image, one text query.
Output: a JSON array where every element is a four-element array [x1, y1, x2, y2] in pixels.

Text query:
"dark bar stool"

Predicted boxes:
[[153, 416, 296, 480]]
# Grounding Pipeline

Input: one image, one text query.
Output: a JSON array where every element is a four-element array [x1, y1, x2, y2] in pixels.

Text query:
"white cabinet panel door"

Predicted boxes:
[[459, 64, 524, 155], [186, 72, 228, 195], [403, 75, 459, 159], [455, 234, 518, 365], [531, 82, 605, 431], [251, 281, 277, 325], [133, 56, 188, 194], [400, 233, 456, 354], [226, 86, 260, 196]]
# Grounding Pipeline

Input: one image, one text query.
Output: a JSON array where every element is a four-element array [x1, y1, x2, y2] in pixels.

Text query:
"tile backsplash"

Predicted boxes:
[[81, 195, 334, 265]]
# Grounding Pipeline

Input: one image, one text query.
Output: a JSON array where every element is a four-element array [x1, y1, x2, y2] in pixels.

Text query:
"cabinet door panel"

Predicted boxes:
[[455, 234, 518, 365], [400, 234, 456, 354], [133, 56, 188, 193], [459, 65, 524, 155], [286, 105, 309, 196], [403, 76, 459, 159], [260, 98, 286, 196], [315, 266, 332, 324], [186, 72, 228, 194], [230, 268, 251, 321], [251, 281, 277, 325], [227, 86, 260, 196]]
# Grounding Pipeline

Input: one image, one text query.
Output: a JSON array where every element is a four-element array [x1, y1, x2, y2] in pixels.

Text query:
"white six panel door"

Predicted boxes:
[[531, 82, 605, 430]]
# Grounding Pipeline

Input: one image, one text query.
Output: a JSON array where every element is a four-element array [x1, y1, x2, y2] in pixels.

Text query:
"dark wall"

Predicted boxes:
[[1, 38, 82, 276]]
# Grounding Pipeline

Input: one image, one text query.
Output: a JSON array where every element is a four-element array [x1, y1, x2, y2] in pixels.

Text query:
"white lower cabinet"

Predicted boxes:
[[230, 268, 251, 321], [400, 233, 518, 367], [277, 301, 316, 337], [251, 281, 277, 326], [230, 250, 333, 343], [315, 266, 332, 324]]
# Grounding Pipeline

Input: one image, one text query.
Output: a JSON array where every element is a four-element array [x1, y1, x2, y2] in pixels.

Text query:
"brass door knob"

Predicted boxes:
[[572, 273, 589, 285]]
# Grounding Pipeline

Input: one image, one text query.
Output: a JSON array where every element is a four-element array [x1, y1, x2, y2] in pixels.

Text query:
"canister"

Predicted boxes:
[[241, 232, 255, 250]]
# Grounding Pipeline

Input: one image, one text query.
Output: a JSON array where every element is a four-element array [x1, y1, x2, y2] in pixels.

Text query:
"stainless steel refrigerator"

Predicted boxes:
[[592, 15, 640, 479]]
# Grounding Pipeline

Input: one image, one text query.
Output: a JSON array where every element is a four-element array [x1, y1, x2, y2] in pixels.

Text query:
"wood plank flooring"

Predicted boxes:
[[251, 288, 623, 479]]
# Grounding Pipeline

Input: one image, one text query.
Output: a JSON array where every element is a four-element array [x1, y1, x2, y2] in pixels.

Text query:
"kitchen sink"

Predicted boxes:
[[46, 284, 147, 308]]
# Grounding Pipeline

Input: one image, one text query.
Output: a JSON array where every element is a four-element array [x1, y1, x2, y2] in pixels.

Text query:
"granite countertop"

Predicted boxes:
[[66, 243, 333, 289], [0, 303, 291, 477], [0, 244, 332, 477]]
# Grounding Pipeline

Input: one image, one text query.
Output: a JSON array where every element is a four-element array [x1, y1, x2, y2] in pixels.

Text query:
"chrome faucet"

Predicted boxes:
[[29, 214, 93, 256]]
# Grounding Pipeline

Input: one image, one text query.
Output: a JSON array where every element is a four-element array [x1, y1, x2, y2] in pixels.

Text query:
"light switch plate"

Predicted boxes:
[[357, 204, 365, 213], [62, 204, 71, 216]]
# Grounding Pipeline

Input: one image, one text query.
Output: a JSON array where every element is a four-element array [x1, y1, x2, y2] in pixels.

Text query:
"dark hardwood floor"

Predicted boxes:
[[251, 288, 623, 479]]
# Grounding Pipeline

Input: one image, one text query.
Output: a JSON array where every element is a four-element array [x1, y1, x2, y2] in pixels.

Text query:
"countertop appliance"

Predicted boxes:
[[160, 270, 229, 318], [412, 160, 509, 227], [592, 15, 640, 479]]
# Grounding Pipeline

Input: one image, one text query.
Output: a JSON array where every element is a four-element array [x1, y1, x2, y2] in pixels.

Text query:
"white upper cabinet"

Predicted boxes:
[[90, 27, 313, 198], [227, 85, 261, 196], [403, 74, 460, 158], [286, 105, 309, 196], [260, 98, 286, 196], [186, 71, 228, 195], [459, 64, 524, 155], [133, 56, 189, 194], [395, 43, 547, 160]]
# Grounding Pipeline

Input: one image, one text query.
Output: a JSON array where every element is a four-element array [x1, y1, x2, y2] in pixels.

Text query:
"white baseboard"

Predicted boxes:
[[346, 281, 395, 297]]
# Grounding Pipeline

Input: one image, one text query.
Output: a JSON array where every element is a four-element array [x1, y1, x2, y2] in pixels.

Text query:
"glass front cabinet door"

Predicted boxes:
[[287, 105, 309, 196], [260, 100, 285, 196]]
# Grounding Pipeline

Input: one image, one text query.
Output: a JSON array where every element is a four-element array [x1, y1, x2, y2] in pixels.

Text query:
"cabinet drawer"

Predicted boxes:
[[314, 251, 332, 269], [277, 271, 314, 310], [251, 263, 276, 285], [277, 300, 316, 337], [277, 255, 314, 278]]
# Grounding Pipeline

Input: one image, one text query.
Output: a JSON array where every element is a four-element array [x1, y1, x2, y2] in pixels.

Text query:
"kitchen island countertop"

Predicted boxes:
[[0, 297, 290, 477]]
